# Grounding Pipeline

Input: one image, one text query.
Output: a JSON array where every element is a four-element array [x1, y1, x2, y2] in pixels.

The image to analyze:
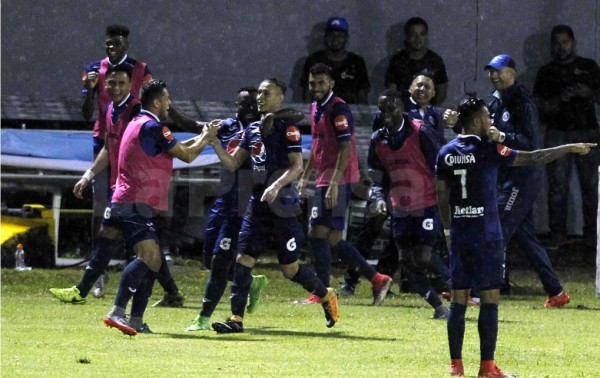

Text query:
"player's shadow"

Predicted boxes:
[[370, 22, 405, 104], [289, 22, 327, 103]]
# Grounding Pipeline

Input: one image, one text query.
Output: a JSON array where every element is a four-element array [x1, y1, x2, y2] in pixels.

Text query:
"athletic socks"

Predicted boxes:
[[478, 303, 499, 361], [447, 302, 467, 360], [114, 258, 150, 309], [201, 254, 231, 318], [156, 254, 179, 296], [333, 240, 377, 281], [131, 273, 156, 319], [230, 263, 253, 318], [407, 271, 443, 308], [309, 238, 332, 286], [77, 236, 117, 297], [291, 265, 328, 299]]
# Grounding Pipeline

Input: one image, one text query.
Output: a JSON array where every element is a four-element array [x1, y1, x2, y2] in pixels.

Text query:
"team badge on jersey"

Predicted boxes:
[[502, 111, 510, 122], [286, 126, 301, 142], [497, 144, 512, 156], [162, 126, 174, 141], [226, 138, 242, 154], [334, 115, 349, 131]]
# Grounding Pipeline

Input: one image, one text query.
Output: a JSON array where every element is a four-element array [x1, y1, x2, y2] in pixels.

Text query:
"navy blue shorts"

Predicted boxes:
[[203, 200, 241, 260], [238, 197, 305, 265], [109, 203, 159, 248], [391, 205, 441, 246], [449, 237, 505, 291], [309, 184, 352, 230]]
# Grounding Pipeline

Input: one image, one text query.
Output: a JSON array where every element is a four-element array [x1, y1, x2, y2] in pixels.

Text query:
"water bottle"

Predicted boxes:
[[15, 243, 25, 270]]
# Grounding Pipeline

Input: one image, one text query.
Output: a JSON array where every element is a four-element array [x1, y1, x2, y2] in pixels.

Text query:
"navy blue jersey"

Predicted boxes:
[[216, 118, 249, 203], [436, 135, 516, 242], [239, 118, 302, 188], [138, 110, 177, 156]]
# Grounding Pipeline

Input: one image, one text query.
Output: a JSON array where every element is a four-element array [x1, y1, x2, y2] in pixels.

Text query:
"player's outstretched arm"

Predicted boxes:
[[512, 143, 596, 166], [168, 120, 219, 163]]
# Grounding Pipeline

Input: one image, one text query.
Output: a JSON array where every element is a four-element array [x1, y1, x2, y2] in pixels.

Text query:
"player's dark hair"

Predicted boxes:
[[106, 64, 132, 79], [412, 69, 436, 87], [309, 63, 334, 80], [238, 86, 257, 94], [140, 79, 167, 109], [106, 24, 130, 38], [457, 97, 486, 125], [551, 24, 575, 41], [264, 78, 287, 95], [379, 88, 402, 102], [405, 17, 428, 35]]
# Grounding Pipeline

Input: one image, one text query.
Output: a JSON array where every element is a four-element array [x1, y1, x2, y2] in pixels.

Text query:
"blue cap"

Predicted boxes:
[[484, 54, 516, 71], [326, 17, 349, 33]]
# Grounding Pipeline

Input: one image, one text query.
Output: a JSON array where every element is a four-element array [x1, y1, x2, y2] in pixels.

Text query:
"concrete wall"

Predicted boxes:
[[2, 0, 599, 107]]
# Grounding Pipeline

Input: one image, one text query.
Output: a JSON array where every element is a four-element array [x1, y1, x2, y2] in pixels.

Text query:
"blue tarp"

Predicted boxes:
[[1, 129, 312, 172]]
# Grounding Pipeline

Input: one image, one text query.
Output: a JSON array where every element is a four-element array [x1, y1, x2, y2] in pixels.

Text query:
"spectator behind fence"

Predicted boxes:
[[534, 24, 600, 256], [384, 17, 448, 107], [301, 17, 370, 104]]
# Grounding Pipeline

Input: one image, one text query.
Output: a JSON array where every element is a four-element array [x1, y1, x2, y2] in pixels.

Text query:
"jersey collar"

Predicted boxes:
[[115, 93, 132, 108], [140, 109, 160, 122]]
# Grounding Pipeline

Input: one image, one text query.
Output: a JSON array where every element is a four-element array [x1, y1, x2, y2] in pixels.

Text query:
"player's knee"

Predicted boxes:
[[280, 262, 299, 279]]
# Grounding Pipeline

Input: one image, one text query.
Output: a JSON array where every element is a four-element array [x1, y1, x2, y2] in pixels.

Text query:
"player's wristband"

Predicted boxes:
[[498, 132, 506, 143], [443, 229, 450, 237], [82, 169, 95, 182]]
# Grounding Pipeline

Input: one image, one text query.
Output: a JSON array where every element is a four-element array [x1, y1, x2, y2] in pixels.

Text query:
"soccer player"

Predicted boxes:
[[368, 88, 449, 318], [209, 78, 339, 333], [102, 79, 218, 336], [81, 24, 152, 296], [50, 66, 185, 316], [436, 97, 594, 377], [185, 87, 269, 331], [297, 63, 392, 306]]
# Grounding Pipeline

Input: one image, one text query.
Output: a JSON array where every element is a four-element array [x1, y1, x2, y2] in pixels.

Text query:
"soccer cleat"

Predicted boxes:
[[135, 323, 154, 334], [478, 361, 515, 378], [92, 272, 109, 298], [372, 274, 393, 306], [322, 288, 340, 328], [247, 275, 269, 314], [185, 315, 211, 331], [450, 359, 464, 377], [103, 313, 137, 336], [301, 294, 322, 304], [212, 318, 244, 334], [152, 291, 185, 307], [544, 291, 570, 308], [433, 305, 450, 320], [50, 286, 86, 304], [339, 283, 356, 297]]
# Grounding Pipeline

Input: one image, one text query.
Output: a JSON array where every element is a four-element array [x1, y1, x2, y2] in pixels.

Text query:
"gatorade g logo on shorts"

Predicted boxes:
[[311, 206, 318, 219], [497, 144, 512, 157], [219, 238, 232, 251], [103, 207, 111, 220], [162, 126, 174, 141], [286, 237, 297, 251], [422, 218, 434, 231], [286, 126, 301, 142], [334, 115, 349, 131]]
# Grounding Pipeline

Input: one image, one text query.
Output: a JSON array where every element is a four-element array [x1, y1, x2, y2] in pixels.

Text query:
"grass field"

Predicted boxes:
[[2, 260, 600, 377]]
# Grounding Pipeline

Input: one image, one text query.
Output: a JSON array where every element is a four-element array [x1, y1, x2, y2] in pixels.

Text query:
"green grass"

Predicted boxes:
[[2, 261, 600, 377]]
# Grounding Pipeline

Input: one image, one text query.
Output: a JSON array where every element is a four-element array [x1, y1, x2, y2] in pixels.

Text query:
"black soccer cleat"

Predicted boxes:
[[212, 319, 244, 334]]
